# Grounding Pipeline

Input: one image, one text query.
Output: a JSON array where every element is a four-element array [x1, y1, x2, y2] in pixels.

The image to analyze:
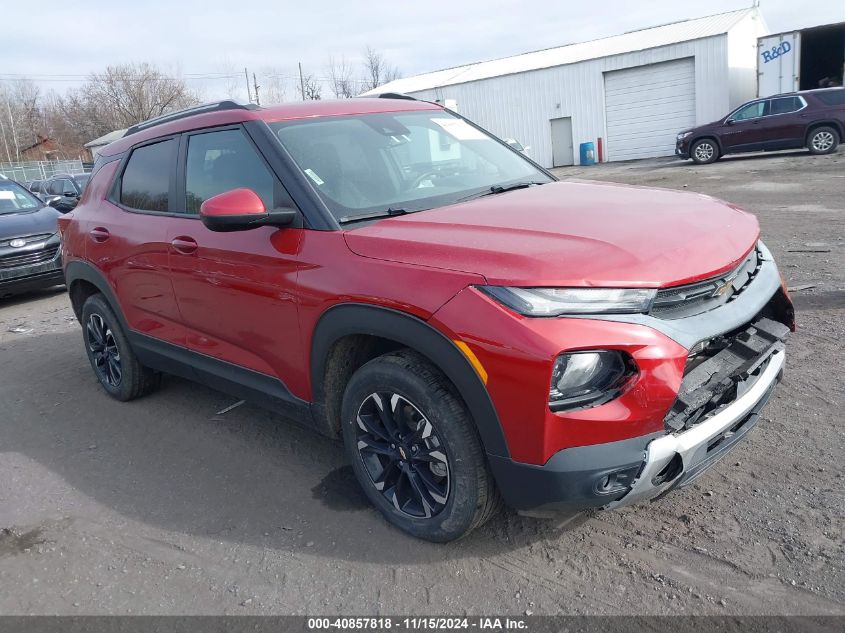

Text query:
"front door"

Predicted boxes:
[[166, 126, 305, 393], [720, 100, 770, 152], [550, 117, 574, 167]]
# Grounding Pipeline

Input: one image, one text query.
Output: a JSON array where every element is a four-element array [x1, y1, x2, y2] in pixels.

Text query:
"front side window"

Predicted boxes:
[[185, 129, 275, 214], [0, 180, 42, 214], [120, 139, 175, 212], [271, 109, 550, 223], [770, 97, 803, 115], [732, 101, 767, 121], [61, 179, 77, 195]]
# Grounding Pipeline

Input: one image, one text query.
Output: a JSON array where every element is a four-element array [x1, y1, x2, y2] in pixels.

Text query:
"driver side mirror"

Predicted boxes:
[[504, 138, 528, 152], [199, 188, 297, 232], [725, 119, 736, 126]]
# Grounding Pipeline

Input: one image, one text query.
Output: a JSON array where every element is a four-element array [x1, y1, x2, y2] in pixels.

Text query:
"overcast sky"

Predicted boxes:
[[3, 0, 843, 101]]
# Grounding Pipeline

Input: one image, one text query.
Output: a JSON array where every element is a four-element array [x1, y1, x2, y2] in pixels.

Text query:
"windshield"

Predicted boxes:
[[270, 110, 551, 222], [0, 180, 42, 214]]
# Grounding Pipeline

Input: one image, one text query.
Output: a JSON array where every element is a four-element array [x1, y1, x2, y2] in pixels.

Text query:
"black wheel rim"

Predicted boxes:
[[86, 313, 122, 387], [355, 392, 450, 518]]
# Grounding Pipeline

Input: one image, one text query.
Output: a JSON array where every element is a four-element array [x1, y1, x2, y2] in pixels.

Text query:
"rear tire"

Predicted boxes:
[[81, 294, 161, 401], [340, 350, 500, 541], [807, 126, 839, 155], [690, 139, 719, 164]]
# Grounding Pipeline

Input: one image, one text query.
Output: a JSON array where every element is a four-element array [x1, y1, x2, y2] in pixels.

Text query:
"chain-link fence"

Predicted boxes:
[[0, 159, 86, 183]]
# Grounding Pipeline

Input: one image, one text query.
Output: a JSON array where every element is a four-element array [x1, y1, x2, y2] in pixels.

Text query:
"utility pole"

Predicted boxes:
[[244, 67, 252, 103], [298, 62, 306, 101], [253, 72, 261, 106]]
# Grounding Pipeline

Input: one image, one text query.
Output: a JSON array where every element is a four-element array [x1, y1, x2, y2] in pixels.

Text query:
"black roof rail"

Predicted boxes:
[[125, 100, 258, 136], [377, 92, 418, 101]]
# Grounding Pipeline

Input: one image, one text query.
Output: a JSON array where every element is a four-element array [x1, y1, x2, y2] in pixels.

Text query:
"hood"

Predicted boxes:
[[344, 181, 759, 287], [0, 205, 60, 240]]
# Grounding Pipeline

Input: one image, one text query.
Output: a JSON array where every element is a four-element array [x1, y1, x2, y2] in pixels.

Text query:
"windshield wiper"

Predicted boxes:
[[455, 181, 547, 203], [338, 207, 409, 224]]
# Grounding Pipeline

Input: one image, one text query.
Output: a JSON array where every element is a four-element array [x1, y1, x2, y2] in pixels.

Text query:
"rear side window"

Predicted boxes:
[[120, 139, 175, 212], [184, 129, 274, 214], [770, 97, 803, 115], [816, 90, 845, 106]]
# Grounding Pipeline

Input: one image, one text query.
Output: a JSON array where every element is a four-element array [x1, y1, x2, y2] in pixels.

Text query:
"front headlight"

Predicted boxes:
[[677, 131, 692, 140], [479, 286, 656, 316], [550, 350, 635, 410]]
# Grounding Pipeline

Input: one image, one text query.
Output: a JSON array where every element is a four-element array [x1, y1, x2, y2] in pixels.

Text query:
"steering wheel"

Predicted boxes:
[[408, 169, 441, 190]]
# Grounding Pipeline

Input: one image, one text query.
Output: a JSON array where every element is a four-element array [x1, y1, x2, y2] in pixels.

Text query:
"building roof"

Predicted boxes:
[[84, 128, 128, 148], [363, 8, 758, 96]]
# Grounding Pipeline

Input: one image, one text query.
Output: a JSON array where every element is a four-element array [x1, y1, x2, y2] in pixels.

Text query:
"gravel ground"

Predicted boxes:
[[0, 150, 842, 615]]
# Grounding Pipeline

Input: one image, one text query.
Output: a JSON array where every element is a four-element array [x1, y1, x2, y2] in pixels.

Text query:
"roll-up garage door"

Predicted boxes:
[[604, 58, 696, 161]]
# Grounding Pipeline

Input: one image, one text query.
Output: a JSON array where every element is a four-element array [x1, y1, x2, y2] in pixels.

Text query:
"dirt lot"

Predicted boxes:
[[0, 150, 843, 616]]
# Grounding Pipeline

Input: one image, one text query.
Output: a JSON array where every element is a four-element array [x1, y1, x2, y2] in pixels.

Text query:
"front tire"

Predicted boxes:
[[807, 126, 839, 155], [340, 350, 500, 542], [81, 294, 161, 401], [690, 139, 719, 164]]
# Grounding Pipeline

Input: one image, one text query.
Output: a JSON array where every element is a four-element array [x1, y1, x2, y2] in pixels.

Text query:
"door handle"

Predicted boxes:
[[89, 227, 110, 242], [170, 236, 198, 255]]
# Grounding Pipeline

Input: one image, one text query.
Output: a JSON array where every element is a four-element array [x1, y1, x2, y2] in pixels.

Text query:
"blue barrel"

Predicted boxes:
[[579, 142, 596, 166]]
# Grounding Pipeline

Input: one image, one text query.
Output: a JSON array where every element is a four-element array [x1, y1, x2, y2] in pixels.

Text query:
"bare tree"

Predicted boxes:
[[260, 68, 287, 105], [326, 57, 356, 98], [81, 62, 200, 129], [362, 46, 401, 91], [301, 74, 322, 100], [0, 79, 44, 159]]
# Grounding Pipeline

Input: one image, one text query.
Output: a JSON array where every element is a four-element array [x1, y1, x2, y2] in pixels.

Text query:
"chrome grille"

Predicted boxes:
[[0, 246, 60, 269], [0, 233, 54, 248], [651, 246, 761, 320]]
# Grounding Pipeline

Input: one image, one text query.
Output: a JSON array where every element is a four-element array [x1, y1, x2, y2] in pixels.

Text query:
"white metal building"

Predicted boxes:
[[364, 8, 769, 166]]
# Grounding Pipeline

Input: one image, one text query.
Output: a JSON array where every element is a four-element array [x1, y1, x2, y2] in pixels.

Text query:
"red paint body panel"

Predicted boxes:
[[345, 181, 759, 287], [431, 288, 688, 464]]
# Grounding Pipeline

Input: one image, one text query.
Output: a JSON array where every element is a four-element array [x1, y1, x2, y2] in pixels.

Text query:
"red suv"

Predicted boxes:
[[59, 97, 794, 541]]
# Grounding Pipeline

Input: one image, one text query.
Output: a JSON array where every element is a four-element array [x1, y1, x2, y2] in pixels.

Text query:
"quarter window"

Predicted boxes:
[[185, 129, 275, 214], [47, 180, 64, 196], [120, 139, 175, 212], [770, 97, 803, 115]]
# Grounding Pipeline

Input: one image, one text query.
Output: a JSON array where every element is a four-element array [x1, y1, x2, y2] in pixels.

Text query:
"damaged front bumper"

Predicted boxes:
[[605, 317, 789, 509]]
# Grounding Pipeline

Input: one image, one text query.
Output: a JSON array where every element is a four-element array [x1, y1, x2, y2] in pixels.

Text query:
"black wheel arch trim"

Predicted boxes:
[[806, 121, 843, 141], [65, 260, 130, 328], [310, 303, 510, 458]]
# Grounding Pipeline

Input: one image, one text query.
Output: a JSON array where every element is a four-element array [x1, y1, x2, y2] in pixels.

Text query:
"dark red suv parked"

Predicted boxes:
[[59, 97, 794, 541], [677, 87, 845, 164]]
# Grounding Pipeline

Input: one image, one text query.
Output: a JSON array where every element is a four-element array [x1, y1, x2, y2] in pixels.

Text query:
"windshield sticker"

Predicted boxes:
[[304, 168, 325, 186], [432, 118, 486, 141], [0, 191, 16, 200]]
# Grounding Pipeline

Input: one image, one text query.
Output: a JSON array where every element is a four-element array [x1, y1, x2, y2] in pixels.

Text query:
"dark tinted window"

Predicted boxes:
[[770, 97, 803, 115], [74, 174, 90, 191], [47, 179, 64, 196], [120, 139, 175, 212], [61, 179, 77, 195], [816, 90, 845, 106], [185, 129, 274, 214]]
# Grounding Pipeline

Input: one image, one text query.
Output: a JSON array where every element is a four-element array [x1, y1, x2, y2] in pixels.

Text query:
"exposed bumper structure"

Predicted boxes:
[[605, 347, 785, 509]]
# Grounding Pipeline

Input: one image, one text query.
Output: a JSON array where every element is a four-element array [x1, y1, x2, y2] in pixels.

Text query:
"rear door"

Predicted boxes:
[[758, 96, 807, 148], [85, 137, 186, 346], [165, 125, 305, 388]]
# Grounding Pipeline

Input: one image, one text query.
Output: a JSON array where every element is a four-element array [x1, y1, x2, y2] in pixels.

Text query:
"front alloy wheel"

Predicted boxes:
[[340, 350, 500, 541], [691, 139, 718, 164], [355, 392, 450, 518]]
